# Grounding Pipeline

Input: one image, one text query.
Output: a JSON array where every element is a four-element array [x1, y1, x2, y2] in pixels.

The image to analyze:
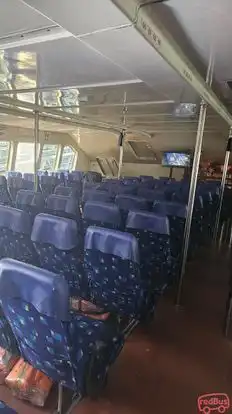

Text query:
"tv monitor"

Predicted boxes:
[[162, 152, 191, 167]]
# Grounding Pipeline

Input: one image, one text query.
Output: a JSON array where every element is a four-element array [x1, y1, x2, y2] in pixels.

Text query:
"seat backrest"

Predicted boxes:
[[7, 176, 24, 201], [126, 211, 173, 292], [153, 201, 187, 218], [46, 194, 81, 222], [83, 201, 122, 232], [23, 173, 34, 182], [31, 214, 84, 296], [16, 190, 45, 217], [0, 258, 79, 389], [54, 185, 73, 197], [82, 189, 113, 204], [84, 227, 147, 318], [0, 205, 37, 265], [115, 195, 149, 223], [0, 176, 12, 206], [40, 175, 57, 198]]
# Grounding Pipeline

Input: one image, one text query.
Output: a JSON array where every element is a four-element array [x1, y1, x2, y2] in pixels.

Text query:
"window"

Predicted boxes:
[[0, 141, 10, 172], [15, 143, 35, 173], [60, 146, 76, 170], [40, 144, 58, 171]]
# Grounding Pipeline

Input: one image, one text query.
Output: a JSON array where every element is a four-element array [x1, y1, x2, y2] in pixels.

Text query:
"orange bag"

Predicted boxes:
[[0, 347, 19, 385], [5, 358, 53, 407], [70, 298, 110, 320]]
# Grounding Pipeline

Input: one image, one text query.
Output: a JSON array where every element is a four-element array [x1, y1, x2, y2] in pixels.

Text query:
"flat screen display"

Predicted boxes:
[[162, 152, 191, 167]]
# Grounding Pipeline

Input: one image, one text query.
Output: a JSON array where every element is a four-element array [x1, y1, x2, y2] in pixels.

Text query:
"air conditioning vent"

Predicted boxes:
[[127, 140, 157, 160], [173, 103, 198, 118]]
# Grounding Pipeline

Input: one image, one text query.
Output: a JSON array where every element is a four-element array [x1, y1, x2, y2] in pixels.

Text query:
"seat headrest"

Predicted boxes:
[[153, 201, 187, 218], [40, 175, 54, 184], [46, 195, 78, 215], [0, 176, 7, 186], [31, 213, 78, 250], [137, 188, 159, 201], [16, 190, 44, 209], [71, 171, 83, 181], [54, 186, 73, 197], [85, 226, 139, 263], [23, 173, 34, 182], [126, 210, 170, 235], [0, 259, 69, 320], [115, 195, 148, 211], [82, 190, 112, 203], [0, 206, 32, 234], [83, 201, 121, 226], [140, 175, 154, 182]]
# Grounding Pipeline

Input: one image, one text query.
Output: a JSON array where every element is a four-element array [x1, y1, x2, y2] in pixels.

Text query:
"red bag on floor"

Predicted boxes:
[[0, 347, 19, 385], [5, 358, 53, 407], [70, 298, 110, 320]]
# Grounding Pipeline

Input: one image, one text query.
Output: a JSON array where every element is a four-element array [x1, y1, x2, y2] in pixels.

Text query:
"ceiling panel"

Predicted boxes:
[[5, 36, 139, 89], [84, 25, 198, 103], [21, 0, 130, 36], [0, 0, 52, 37]]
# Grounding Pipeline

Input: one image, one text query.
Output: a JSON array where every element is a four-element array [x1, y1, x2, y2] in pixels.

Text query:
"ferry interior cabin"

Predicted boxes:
[[0, 1, 232, 413]]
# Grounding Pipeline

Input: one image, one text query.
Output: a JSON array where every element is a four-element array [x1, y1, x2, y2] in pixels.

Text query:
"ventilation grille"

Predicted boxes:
[[127, 140, 157, 160]]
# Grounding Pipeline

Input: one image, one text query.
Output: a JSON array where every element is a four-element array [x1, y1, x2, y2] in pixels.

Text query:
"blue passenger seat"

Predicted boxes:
[[126, 211, 175, 294], [82, 189, 113, 204], [84, 227, 148, 319], [31, 214, 85, 296], [0, 205, 37, 265], [54, 185, 74, 197], [16, 190, 45, 218], [83, 201, 122, 232], [0, 258, 124, 410], [115, 195, 149, 224], [0, 176, 12, 206]]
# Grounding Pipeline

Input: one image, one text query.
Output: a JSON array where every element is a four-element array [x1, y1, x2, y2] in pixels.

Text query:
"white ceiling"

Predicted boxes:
[[0, 0, 231, 164]]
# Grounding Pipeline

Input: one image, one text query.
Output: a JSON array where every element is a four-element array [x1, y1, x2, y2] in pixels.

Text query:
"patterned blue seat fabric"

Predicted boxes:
[[0, 176, 12, 206], [16, 190, 45, 218], [84, 227, 148, 318], [82, 189, 113, 204], [0, 259, 123, 397], [40, 175, 57, 198], [83, 201, 122, 232], [126, 211, 175, 295], [115, 195, 149, 223], [153, 201, 187, 258], [0, 401, 17, 413], [7, 176, 24, 202], [46, 194, 82, 234], [0, 205, 38, 265], [54, 185, 74, 197], [31, 213, 85, 296]]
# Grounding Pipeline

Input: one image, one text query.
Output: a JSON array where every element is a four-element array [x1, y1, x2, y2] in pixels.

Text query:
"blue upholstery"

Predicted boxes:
[[7, 177, 24, 202], [83, 201, 122, 232], [0, 206, 37, 265], [82, 190, 112, 204], [54, 185, 73, 197], [0, 401, 17, 413], [84, 171, 102, 183], [115, 195, 149, 222], [0, 259, 123, 394], [31, 214, 84, 295], [84, 227, 148, 318], [40, 176, 57, 198], [23, 173, 34, 182], [16, 190, 45, 217], [46, 195, 80, 219], [153, 201, 187, 218], [0, 176, 12, 206], [71, 171, 83, 181], [115, 185, 137, 195], [126, 211, 175, 293]]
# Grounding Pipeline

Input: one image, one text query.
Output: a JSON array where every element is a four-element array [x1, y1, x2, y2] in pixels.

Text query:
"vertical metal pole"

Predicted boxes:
[[118, 92, 127, 179], [34, 91, 39, 191], [213, 134, 232, 244], [176, 54, 214, 307]]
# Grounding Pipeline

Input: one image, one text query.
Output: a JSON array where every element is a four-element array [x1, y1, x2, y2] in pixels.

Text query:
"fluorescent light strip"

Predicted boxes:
[[0, 26, 72, 50]]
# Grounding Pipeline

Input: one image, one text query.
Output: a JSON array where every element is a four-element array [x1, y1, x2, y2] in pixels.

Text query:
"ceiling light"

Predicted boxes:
[[0, 26, 72, 50]]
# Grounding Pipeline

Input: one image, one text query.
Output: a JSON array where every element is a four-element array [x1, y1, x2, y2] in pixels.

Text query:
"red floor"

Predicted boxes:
[[1, 247, 232, 414]]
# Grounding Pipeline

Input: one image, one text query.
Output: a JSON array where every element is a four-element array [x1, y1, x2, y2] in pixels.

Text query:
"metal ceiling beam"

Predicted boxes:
[[110, 0, 232, 126]]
